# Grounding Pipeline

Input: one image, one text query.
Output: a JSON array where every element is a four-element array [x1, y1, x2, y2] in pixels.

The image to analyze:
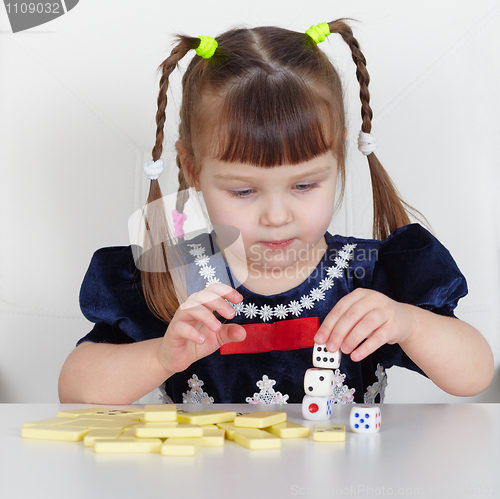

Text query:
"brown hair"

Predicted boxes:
[[141, 19, 422, 323]]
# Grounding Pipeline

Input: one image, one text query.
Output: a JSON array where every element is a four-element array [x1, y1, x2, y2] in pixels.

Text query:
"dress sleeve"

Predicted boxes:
[[369, 224, 468, 317], [77, 246, 167, 346]]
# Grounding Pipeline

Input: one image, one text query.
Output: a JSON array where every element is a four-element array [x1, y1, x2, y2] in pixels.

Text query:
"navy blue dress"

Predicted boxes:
[[78, 224, 467, 404]]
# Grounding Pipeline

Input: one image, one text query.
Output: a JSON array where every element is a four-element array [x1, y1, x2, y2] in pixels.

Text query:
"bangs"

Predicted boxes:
[[196, 70, 339, 167]]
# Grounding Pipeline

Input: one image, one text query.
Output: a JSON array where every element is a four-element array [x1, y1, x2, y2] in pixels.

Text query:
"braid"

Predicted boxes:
[[329, 19, 421, 241], [141, 36, 199, 323]]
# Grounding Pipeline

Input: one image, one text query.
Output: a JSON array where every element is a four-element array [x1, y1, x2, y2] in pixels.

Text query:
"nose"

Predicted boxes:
[[260, 194, 292, 227]]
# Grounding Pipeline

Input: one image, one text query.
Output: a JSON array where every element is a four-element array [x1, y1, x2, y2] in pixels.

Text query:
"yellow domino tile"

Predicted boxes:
[[119, 429, 137, 438], [135, 423, 201, 438], [234, 411, 286, 429], [94, 438, 162, 453], [161, 438, 202, 456], [264, 421, 310, 439], [23, 417, 73, 428], [201, 428, 225, 447], [133, 422, 179, 438], [233, 428, 282, 450], [144, 405, 177, 422], [176, 410, 236, 425], [21, 425, 90, 442], [200, 424, 218, 429], [83, 429, 124, 447], [57, 407, 112, 418], [57, 418, 137, 430], [216, 422, 238, 440], [312, 424, 346, 442], [92, 408, 144, 419]]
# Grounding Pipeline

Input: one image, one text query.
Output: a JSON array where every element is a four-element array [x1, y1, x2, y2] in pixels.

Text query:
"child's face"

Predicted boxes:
[[191, 151, 338, 277]]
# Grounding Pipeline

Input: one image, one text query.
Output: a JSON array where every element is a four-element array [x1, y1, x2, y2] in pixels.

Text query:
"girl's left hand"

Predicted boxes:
[[313, 288, 416, 362]]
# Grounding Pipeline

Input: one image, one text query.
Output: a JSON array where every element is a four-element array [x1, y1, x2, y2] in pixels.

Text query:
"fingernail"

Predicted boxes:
[[212, 320, 222, 330], [198, 334, 205, 344]]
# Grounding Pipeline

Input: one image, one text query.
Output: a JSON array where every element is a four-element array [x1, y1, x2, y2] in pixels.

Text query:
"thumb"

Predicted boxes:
[[218, 324, 246, 346]]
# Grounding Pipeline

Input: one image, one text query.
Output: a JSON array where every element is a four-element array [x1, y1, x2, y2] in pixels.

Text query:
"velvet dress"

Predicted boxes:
[[78, 224, 467, 404]]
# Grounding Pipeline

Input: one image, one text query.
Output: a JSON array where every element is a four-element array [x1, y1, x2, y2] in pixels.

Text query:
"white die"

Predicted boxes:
[[313, 343, 341, 369], [303, 368, 335, 397], [350, 405, 381, 433], [302, 395, 332, 421]]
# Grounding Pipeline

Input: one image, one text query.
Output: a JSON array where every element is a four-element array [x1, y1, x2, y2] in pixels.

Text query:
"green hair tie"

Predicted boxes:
[[305, 22, 331, 44], [195, 35, 218, 59]]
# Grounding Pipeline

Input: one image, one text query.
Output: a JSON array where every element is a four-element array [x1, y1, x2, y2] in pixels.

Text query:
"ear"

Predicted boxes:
[[175, 140, 200, 191]]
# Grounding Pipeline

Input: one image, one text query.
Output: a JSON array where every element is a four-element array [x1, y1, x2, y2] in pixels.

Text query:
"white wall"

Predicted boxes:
[[0, 0, 498, 403]]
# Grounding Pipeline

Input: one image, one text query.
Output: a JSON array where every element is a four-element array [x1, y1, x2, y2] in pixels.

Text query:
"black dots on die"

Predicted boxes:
[[319, 376, 324, 381], [308, 386, 313, 392], [329, 358, 335, 363]]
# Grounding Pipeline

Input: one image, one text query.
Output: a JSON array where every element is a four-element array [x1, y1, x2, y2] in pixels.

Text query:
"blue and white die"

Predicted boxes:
[[350, 405, 381, 433], [313, 343, 341, 369], [303, 368, 335, 397]]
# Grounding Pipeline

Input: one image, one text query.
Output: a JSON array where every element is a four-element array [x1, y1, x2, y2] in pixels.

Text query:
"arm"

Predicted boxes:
[[58, 339, 172, 404], [314, 288, 494, 397]]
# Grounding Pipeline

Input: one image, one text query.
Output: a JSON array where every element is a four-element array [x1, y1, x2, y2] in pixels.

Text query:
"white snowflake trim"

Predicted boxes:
[[182, 374, 214, 404], [364, 364, 388, 404], [186, 240, 357, 320], [246, 375, 289, 404]]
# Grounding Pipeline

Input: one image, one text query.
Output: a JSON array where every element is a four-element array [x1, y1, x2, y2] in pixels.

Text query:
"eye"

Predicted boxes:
[[227, 189, 254, 198], [295, 182, 318, 192]]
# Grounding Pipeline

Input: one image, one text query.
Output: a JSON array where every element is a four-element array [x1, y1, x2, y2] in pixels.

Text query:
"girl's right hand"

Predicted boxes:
[[157, 283, 246, 376]]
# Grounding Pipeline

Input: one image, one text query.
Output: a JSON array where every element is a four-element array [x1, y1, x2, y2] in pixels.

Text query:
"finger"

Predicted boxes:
[[349, 324, 392, 362], [184, 294, 237, 321], [337, 309, 386, 355], [217, 323, 247, 346], [314, 289, 368, 345], [174, 305, 224, 341], [169, 318, 209, 346]]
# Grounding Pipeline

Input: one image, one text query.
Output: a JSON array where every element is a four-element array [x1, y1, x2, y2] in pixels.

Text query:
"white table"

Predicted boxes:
[[1, 403, 498, 499]]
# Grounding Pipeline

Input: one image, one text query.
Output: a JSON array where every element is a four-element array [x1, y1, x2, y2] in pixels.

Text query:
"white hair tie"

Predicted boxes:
[[358, 131, 377, 156], [143, 158, 164, 180]]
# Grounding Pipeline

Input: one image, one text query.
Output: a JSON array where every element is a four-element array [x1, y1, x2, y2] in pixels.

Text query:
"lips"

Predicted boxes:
[[259, 238, 295, 249]]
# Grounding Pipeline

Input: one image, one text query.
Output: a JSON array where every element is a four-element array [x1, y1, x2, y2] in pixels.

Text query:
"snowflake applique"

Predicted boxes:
[[326, 267, 343, 279], [330, 369, 356, 404], [274, 304, 289, 320], [319, 276, 335, 291], [245, 375, 289, 404], [259, 304, 274, 322], [364, 364, 388, 404], [199, 265, 216, 280], [310, 288, 325, 302], [243, 303, 259, 319], [182, 374, 214, 404], [300, 295, 315, 310], [187, 244, 205, 258], [194, 255, 210, 267], [288, 300, 303, 316]]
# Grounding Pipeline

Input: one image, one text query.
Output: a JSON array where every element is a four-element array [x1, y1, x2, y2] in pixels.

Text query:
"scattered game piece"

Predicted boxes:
[[201, 428, 225, 447], [264, 421, 310, 438], [312, 343, 341, 369], [349, 405, 381, 433], [83, 429, 124, 446], [216, 422, 238, 440], [161, 438, 202, 456], [303, 368, 335, 397], [94, 438, 162, 453], [22, 417, 74, 428], [312, 424, 346, 442], [21, 425, 90, 442], [176, 409, 236, 425], [144, 404, 177, 422], [302, 394, 332, 421], [233, 428, 282, 450], [234, 411, 286, 428], [56, 407, 111, 418], [135, 423, 202, 438]]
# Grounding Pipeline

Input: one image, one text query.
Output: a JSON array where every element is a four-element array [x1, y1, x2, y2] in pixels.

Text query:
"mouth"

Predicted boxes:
[[259, 239, 295, 249]]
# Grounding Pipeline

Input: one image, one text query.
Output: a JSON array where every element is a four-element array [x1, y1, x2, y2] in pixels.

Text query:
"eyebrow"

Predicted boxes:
[[213, 165, 333, 182]]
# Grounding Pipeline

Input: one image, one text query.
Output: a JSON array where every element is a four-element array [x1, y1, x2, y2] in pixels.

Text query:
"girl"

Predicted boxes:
[[59, 20, 493, 405]]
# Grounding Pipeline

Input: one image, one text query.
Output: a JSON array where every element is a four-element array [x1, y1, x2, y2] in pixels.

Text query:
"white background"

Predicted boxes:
[[0, 0, 499, 403]]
